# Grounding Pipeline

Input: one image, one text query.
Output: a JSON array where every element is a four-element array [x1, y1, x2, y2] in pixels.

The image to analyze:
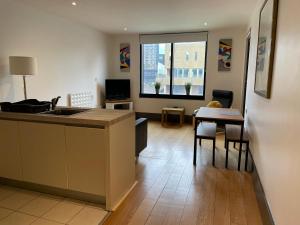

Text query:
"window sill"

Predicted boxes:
[[139, 93, 205, 100]]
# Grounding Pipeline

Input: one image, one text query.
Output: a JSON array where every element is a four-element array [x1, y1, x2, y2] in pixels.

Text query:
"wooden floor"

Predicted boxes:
[[104, 121, 263, 225]]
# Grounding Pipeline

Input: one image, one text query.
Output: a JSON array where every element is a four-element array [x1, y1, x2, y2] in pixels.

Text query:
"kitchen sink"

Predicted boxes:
[[42, 108, 89, 116]]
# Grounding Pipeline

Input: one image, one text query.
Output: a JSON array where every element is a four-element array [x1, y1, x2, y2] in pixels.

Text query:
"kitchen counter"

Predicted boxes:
[[0, 108, 135, 127], [0, 108, 136, 211]]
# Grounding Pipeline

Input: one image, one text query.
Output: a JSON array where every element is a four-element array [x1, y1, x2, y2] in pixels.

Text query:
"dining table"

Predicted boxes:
[[193, 107, 245, 171]]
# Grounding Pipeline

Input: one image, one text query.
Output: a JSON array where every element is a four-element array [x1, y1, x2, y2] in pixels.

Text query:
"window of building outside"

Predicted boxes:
[[185, 52, 189, 61], [140, 35, 207, 99]]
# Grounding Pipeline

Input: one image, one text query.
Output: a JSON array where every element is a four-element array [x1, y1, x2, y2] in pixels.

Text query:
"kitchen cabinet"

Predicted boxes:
[[19, 122, 68, 188], [65, 126, 106, 196], [0, 120, 22, 180], [0, 109, 136, 211]]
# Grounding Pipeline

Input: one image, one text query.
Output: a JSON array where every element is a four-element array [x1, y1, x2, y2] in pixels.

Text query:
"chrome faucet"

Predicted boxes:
[[51, 96, 61, 110]]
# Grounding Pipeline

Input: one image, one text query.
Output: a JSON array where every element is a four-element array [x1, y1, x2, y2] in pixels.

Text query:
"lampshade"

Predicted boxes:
[[9, 56, 37, 76]]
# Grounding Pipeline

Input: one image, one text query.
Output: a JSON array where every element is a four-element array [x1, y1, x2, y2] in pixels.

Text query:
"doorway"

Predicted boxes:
[[242, 31, 251, 116]]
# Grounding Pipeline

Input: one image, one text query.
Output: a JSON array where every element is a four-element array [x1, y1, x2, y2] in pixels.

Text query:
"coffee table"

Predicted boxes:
[[161, 107, 185, 127]]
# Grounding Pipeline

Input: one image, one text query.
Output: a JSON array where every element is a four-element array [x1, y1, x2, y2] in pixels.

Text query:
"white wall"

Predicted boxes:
[[109, 27, 247, 115], [0, 0, 110, 106], [246, 0, 300, 224]]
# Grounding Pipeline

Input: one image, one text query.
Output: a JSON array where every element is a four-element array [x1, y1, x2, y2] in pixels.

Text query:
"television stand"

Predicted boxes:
[[105, 99, 133, 110]]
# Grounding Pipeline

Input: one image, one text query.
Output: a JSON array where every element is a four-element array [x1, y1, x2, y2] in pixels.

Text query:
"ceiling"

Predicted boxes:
[[18, 0, 259, 34]]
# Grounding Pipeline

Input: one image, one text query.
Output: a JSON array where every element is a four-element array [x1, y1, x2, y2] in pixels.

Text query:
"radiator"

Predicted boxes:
[[68, 92, 94, 108]]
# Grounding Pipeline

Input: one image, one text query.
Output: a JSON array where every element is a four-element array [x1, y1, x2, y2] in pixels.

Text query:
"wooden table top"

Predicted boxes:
[[195, 107, 244, 123], [162, 107, 185, 112]]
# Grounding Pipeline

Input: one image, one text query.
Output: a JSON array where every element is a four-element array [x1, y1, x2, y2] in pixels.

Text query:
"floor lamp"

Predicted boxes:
[[9, 56, 37, 100]]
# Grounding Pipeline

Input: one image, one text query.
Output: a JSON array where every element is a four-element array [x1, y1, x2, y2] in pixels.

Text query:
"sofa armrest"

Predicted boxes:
[[136, 118, 148, 157]]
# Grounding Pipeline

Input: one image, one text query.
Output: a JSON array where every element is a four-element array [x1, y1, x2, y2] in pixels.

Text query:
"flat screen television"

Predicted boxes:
[[105, 79, 130, 100]]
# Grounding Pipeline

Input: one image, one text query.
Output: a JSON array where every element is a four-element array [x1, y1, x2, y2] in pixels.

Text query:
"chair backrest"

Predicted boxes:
[[212, 90, 233, 108]]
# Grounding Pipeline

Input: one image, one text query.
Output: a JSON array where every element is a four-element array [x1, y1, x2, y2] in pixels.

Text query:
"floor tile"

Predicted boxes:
[[42, 199, 84, 224], [68, 206, 107, 225], [0, 190, 39, 210], [19, 194, 61, 217], [0, 207, 13, 220], [0, 212, 37, 225], [31, 218, 63, 225], [0, 185, 15, 201]]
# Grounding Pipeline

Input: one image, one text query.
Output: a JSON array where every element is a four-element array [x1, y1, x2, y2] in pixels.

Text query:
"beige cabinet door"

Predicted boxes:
[[0, 120, 22, 180], [19, 122, 68, 189], [65, 126, 106, 196]]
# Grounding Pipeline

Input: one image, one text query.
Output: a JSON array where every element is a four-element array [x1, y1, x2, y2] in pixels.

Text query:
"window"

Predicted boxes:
[[140, 32, 207, 99], [183, 68, 189, 77], [178, 68, 183, 76], [198, 68, 203, 77], [173, 42, 206, 96], [185, 52, 190, 61], [141, 43, 171, 94], [192, 69, 197, 77]]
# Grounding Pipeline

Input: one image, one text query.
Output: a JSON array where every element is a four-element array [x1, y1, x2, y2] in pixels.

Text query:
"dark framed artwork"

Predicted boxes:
[[120, 43, 130, 72], [254, 0, 279, 98], [218, 39, 232, 71]]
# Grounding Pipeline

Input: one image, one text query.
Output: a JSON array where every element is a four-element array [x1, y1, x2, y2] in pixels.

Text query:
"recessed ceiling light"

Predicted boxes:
[[72, 2, 77, 6], [124, 27, 128, 31], [204, 22, 208, 27]]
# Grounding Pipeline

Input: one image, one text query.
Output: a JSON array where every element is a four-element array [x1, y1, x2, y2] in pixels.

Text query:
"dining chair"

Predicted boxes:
[[224, 124, 249, 170]]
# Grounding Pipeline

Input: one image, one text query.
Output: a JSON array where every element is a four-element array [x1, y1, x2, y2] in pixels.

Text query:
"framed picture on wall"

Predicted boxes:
[[218, 39, 232, 71], [120, 43, 130, 72], [254, 0, 279, 98]]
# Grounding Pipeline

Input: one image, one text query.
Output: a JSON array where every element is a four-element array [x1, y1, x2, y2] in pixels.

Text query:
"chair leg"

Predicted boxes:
[[245, 142, 249, 171], [212, 139, 216, 166], [199, 138, 202, 146], [193, 138, 197, 166], [224, 132, 227, 148], [225, 141, 229, 168], [234, 142, 236, 149], [193, 120, 199, 166]]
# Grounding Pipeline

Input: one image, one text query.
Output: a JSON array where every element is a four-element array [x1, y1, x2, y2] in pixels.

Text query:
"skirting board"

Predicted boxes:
[[0, 177, 105, 206], [136, 112, 193, 124], [111, 181, 138, 211], [251, 160, 275, 225]]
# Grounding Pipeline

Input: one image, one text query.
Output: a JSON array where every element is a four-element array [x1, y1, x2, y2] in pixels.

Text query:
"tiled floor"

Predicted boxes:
[[0, 185, 108, 225]]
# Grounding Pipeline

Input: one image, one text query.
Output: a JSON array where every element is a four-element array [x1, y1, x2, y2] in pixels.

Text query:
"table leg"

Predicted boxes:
[[193, 118, 198, 165], [165, 112, 168, 125], [238, 123, 244, 171], [180, 112, 184, 126], [212, 139, 216, 166], [161, 110, 164, 125]]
